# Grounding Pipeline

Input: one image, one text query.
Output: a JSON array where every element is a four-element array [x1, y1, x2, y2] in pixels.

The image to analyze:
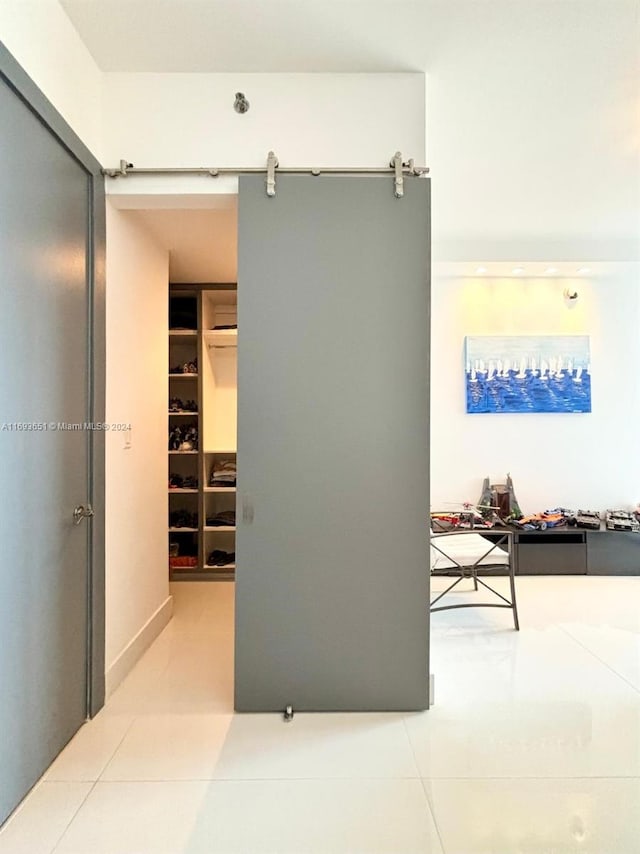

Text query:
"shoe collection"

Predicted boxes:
[[206, 510, 236, 527], [170, 358, 198, 375], [206, 549, 235, 567], [169, 473, 198, 489], [169, 423, 198, 451], [210, 459, 237, 487], [169, 398, 198, 413], [169, 510, 198, 529]]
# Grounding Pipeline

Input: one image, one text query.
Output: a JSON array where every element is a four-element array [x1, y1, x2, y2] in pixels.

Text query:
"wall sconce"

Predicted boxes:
[[563, 287, 579, 308]]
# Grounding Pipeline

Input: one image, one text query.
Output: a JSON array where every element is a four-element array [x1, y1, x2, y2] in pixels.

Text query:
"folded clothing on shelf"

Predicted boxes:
[[169, 423, 198, 451], [210, 459, 237, 487], [206, 510, 236, 527], [169, 556, 198, 569], [206, 550, 235, 567], [212, 324, 238, 330], [169, 510, 198, 528]]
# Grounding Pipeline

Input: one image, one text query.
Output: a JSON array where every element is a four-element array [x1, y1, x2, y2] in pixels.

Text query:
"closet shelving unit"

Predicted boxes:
[[168, 284, 238, 581]]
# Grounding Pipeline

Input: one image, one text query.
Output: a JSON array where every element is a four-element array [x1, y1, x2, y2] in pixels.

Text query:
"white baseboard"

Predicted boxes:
[[105, 595, 173, 698]]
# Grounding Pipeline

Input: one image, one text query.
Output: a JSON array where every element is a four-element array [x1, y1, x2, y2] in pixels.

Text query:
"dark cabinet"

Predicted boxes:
[[587, 530, 640, 575], [516, 531, 587, 575]]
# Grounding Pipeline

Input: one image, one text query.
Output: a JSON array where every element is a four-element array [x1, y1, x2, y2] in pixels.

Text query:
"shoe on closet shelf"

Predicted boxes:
[[169, 473, 184, 489], [206, 510, 236, 527], [169, 397, 184, 412], [178, 425, 198, 451], [182, 475, 198, 489], [169, 426, 183, 450], [169, 510, 198, 528], [183, 399, 198, 412], [206, 550, 235, 567]]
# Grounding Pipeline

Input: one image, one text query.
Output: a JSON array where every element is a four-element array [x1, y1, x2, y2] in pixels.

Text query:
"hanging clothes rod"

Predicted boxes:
[[102, 152, 429, 198]]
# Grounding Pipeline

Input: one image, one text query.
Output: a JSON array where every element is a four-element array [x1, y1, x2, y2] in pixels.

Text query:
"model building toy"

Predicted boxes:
[[575, 510, 601, 530], [431, 502, 496, 531], [510, 508, 574, 530], [605, 510, 640, 532]]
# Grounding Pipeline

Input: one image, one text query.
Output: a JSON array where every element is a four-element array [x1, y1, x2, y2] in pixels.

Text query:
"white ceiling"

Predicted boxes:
[[132, 208, 237, 281], [57, 0, 469, 72], [59, 0, 435, 72], [58, 0, 636, 77]]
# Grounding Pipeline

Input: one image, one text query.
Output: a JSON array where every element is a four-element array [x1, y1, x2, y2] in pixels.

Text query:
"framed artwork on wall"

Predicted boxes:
[[465, 335, 591, 414]]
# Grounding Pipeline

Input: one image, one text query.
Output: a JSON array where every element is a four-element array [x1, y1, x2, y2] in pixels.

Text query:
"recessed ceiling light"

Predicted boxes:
[[577, 267, 591, 274], [475, 266, 487, 274], [512, 267, 524, 275], [545, 267, 558, 274]]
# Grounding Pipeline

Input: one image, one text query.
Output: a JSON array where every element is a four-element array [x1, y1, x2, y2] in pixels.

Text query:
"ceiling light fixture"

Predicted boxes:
[[511, 267, 525, 275], [545, 267, 558, 275], [475, 266, 487, 274]]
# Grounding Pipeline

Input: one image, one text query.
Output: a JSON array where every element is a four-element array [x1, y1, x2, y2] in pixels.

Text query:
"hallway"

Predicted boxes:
[[1, 577, 639, 853]]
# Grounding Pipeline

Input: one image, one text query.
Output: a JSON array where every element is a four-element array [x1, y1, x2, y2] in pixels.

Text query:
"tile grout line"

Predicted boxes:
[[95, 715, 139, 781], [416, 774, 640, 781], [557, 623, 640, 697], [49, 716, 139, 853], [401, 717, 448, 854], [47, 715, 137, 852], [78, 775, 443, 783], [49, 780, 98, 854]]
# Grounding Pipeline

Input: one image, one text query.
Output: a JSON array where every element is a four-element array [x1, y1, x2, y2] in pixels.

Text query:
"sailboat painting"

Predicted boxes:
[[465, 335, 592, 413]]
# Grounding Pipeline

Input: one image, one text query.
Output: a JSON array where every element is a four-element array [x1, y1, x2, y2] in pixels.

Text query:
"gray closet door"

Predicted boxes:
[[235, 175, 430, 712], [0, 79, 90, 824]]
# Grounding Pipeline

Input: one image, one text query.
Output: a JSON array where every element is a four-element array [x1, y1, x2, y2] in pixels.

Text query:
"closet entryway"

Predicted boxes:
[[114, 172, 430, 715]]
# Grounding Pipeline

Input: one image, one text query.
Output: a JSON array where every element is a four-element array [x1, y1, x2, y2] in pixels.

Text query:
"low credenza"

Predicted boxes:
[[479, 525, 640, 576]]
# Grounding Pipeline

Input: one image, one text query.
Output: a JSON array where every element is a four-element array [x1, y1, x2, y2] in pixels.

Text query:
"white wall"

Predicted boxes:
[[431, 264, 640, 514], [0, 0, 103, 159], [426, 0, 640, 263], [105, 204, 170, 688], [102, 72, 426, 199]]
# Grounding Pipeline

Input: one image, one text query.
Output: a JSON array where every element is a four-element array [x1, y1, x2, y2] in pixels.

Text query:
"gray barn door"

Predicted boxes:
[[235, 175, 430, 712], [0, 77, 91, 824]]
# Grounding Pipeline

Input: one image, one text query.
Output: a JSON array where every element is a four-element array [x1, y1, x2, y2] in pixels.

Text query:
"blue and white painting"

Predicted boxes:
[[465, 335, 591, 414]]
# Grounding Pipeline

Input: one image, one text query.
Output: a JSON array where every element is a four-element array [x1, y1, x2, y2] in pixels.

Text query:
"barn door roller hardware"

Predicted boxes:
[[266, 150, 278, 198], [102, 152, 429, 199], [390, 151, 416, 199]]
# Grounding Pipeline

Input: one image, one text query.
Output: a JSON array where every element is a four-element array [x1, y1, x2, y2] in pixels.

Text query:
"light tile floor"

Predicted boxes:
[[1, 577, 639, 853]]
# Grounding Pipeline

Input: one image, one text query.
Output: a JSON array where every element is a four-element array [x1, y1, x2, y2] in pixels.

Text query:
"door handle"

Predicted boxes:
[[73, 504, 95, 525]]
